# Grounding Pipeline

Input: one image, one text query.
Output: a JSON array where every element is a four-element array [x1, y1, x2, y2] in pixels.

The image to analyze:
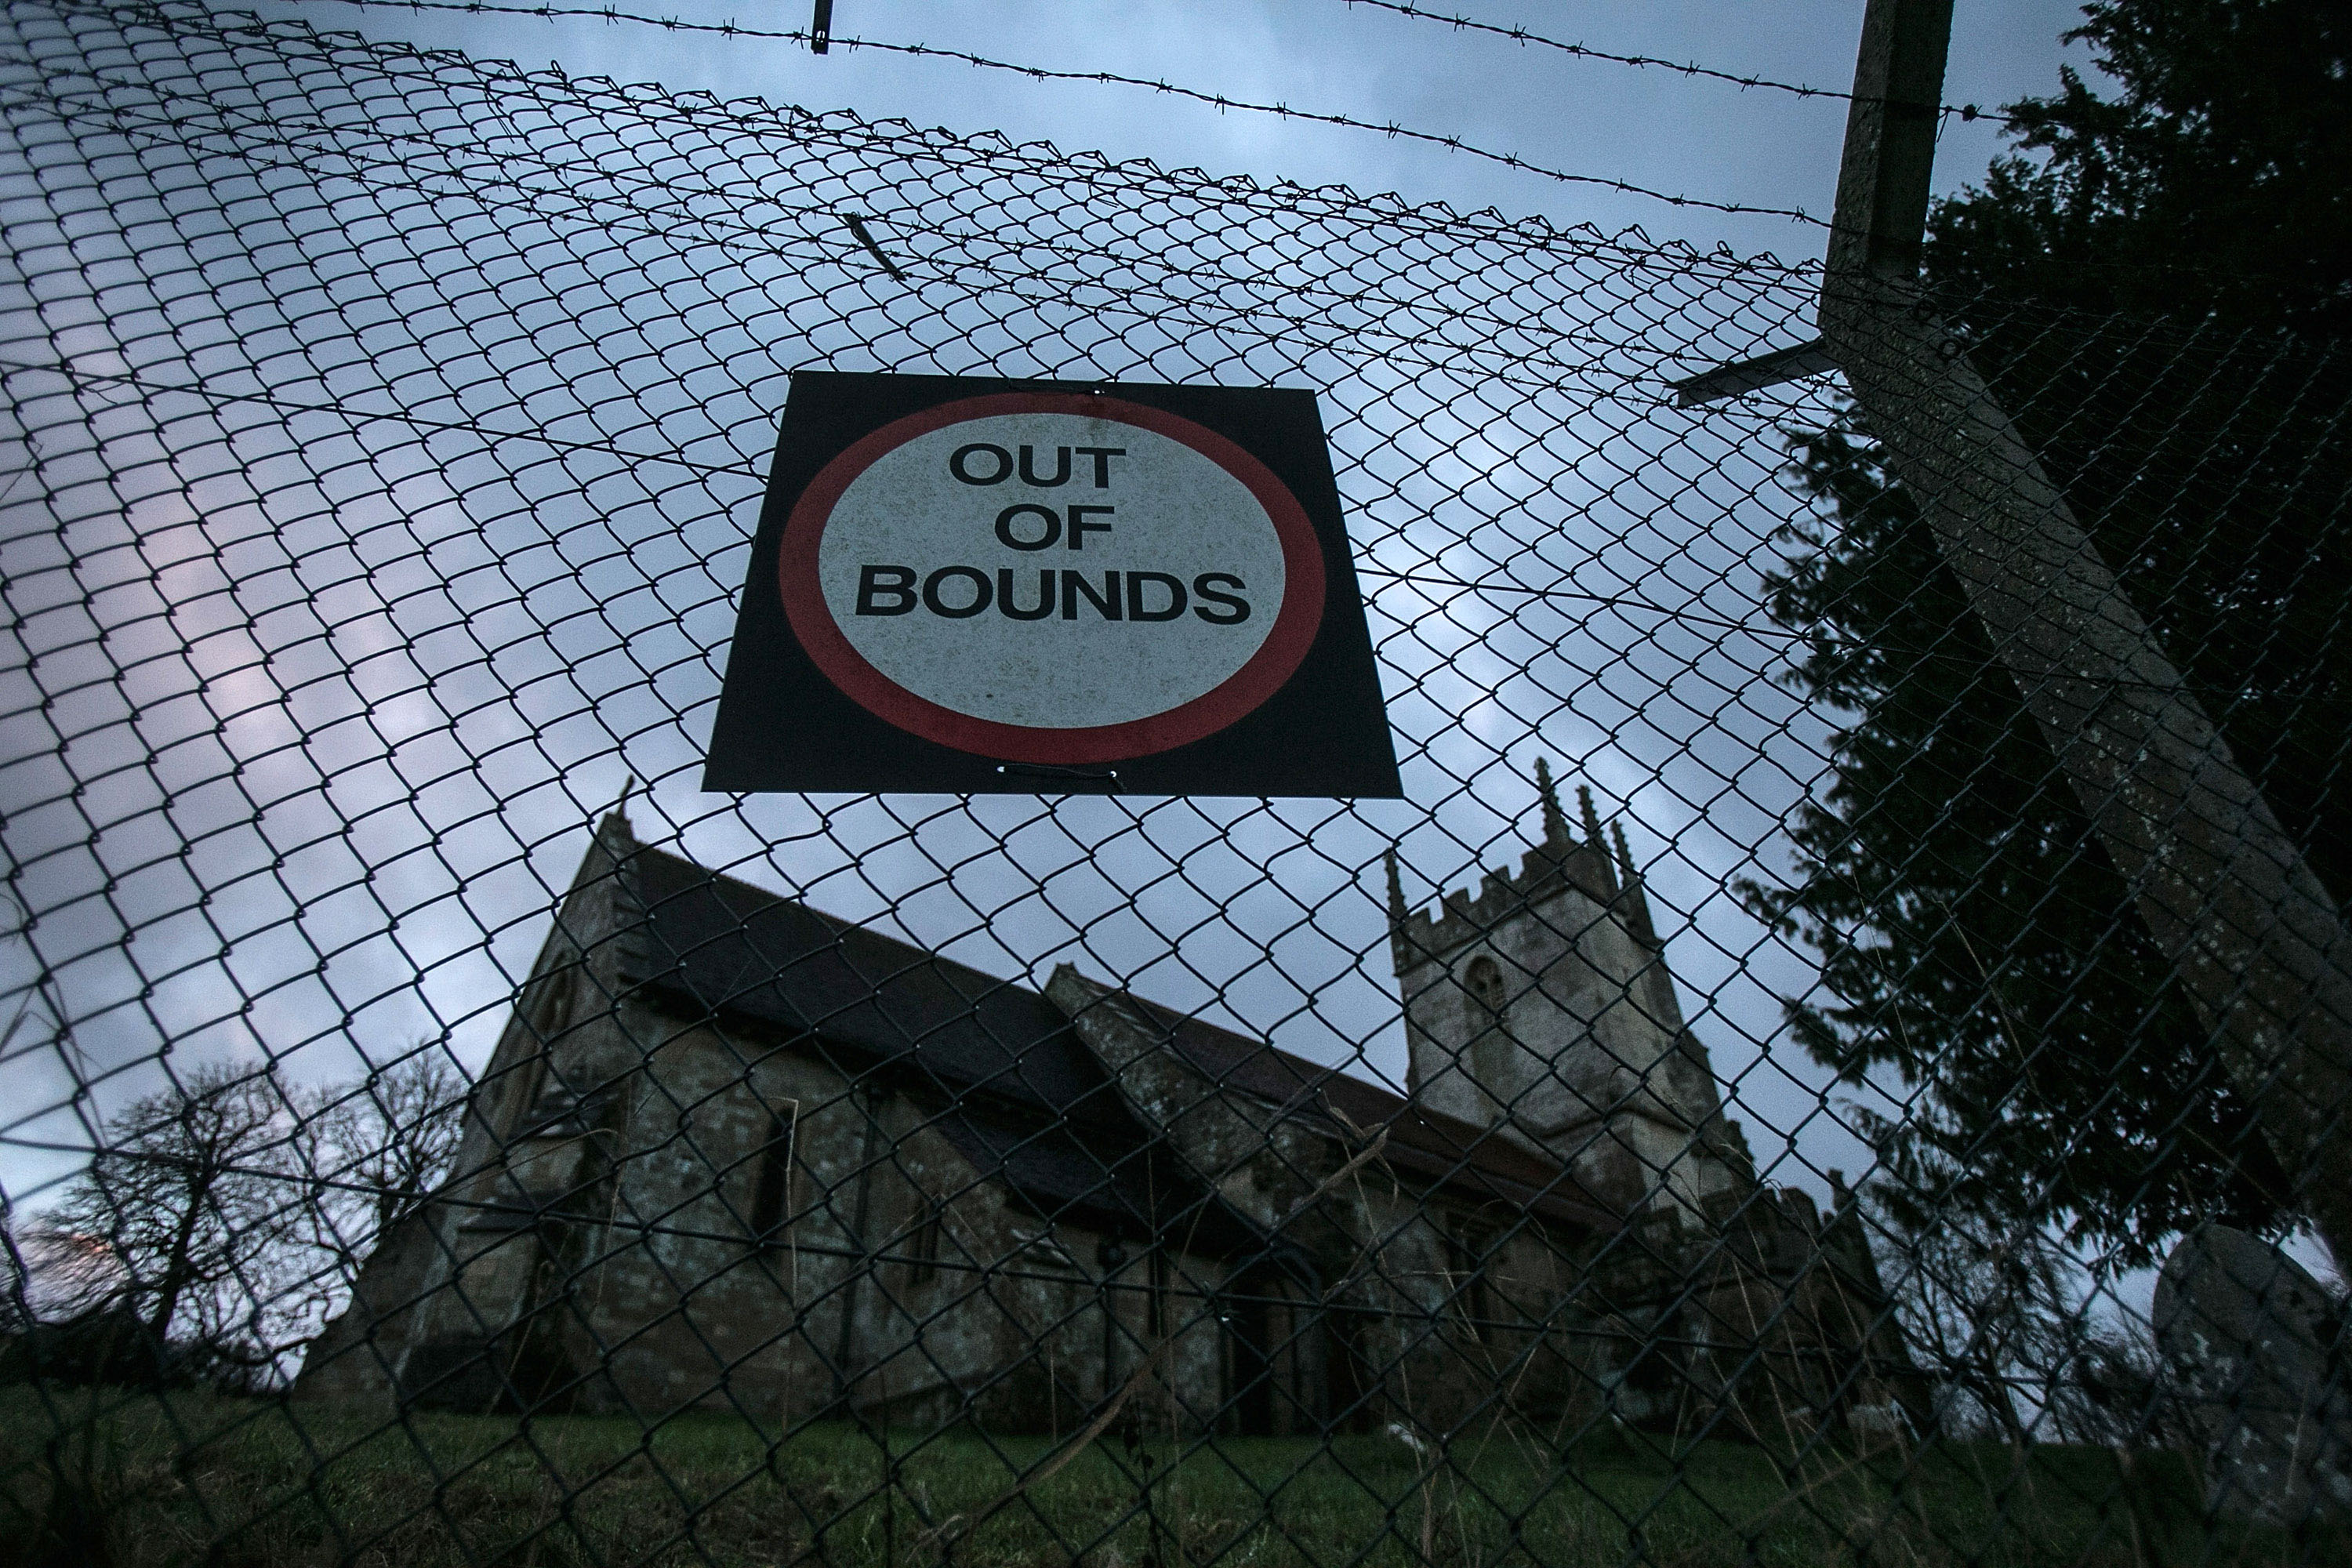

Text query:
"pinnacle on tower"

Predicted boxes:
[[1611, 818, 1656, 941], [1577, 784, 1606, 851], [1578, 786, 1620, 896], [603, 775, 638, 843], [1383, 847, 1418, 971], [1534, 758, 1570, 848]]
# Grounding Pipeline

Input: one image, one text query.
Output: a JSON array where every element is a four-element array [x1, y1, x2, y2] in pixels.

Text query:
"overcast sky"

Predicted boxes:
[[263, 0, 2100, 261], [4, 0, 2146, 1278], [213, 0, 2111, 1162]]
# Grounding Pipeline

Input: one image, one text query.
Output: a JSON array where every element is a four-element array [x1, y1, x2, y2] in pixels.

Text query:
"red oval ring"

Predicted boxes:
[[779, 392, 1326, 764]]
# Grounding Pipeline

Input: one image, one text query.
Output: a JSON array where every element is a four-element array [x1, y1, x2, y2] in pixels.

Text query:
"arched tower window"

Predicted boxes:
[[1464, 955, 1512, 1119], [1465, 956, 1505, 1013]]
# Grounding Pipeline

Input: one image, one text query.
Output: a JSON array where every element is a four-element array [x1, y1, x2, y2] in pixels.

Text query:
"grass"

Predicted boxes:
[[0, 1385, 2332, 1568]]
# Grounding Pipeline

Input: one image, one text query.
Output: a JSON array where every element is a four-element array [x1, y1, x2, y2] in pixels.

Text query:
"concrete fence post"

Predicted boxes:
[[1818, 0, 2352, 1261]]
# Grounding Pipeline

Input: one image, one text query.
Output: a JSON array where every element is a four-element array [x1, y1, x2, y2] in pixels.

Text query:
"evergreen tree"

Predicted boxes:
[[1748, 0, 2351, 1264]]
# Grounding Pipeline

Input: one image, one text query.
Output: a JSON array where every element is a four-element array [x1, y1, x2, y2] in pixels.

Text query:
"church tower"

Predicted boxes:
[[1388, 764, 1753, 1217]]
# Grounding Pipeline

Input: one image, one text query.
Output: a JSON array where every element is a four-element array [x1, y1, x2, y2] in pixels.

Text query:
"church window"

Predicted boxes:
[[749, 1106, 797, 1246], [527, 964, 575, 1043], [1445, 1225, 1492, 1341], [1465, 956, 1505, 1013], [498, 1054, 545, 1141], [907, 1204, 942, 1285], [1465, 956, 1512, 1112], [499, 964, 578, 1138]]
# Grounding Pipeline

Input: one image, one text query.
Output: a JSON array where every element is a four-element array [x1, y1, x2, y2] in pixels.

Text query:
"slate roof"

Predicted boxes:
[[604, 832, 1606, 1246], [1121, 996, 1616, 1232], [621, 842, 1115, 1122], [612, 840, 1254, 1247]]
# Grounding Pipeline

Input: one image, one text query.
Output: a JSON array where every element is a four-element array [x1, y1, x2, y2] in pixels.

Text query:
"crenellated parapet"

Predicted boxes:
[[1388, 760, 1657, 975], [1392, 840, 1616, 972]]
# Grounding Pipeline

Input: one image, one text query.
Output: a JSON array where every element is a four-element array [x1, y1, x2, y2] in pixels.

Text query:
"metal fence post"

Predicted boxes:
[[1817, 0, 2352, 1261]]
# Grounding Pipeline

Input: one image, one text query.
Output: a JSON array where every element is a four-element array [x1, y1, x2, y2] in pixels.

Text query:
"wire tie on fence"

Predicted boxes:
[[1670, 339, 1837, 406], [840, 213, 906, 281]]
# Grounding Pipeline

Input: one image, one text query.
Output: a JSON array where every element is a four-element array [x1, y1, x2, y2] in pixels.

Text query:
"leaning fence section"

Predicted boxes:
[[3, 2, 2351, 1565]]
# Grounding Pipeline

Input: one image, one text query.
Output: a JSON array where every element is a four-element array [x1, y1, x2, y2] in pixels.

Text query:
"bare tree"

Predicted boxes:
[[29, 1059, 306, 1372], [299, 1050, 470, 1273], [2, 1192, 34, 1338]]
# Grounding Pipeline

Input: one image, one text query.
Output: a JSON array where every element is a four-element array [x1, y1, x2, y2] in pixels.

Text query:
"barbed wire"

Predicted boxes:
[[268, 0, 1830, 226], [1334, 0, 2025, 130]]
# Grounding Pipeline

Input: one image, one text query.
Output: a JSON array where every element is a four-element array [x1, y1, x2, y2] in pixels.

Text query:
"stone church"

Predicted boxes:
[[297, 773, 1918, 1443]]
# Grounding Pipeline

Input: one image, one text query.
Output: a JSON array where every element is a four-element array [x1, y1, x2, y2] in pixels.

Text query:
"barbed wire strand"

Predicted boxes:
[[268, 0, 1828, 226], [1334, 0, 2024, 129]]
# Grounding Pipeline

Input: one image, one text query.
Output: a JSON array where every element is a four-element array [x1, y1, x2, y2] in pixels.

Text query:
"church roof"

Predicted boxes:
[[601, 826, 1607, 1243], [1116, 994, 1616, 1232], [611, 837, 1254, 1248], [621, 840, 1112, 1119]]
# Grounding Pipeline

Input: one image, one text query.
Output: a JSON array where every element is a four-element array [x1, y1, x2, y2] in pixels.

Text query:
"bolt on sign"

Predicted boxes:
[[705, 372, 1400, 796]]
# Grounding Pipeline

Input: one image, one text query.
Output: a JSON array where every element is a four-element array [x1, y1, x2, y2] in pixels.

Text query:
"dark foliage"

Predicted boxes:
[[1754, 0, 2352, 1261], [1748, 422, 2291, 1265], [0, 1312, 172, 1389], [0, 1310, 285, 1396], [1928, 0, 2352, 336]]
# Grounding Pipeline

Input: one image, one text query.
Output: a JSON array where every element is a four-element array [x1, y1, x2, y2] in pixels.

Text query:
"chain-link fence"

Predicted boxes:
[[5, 2, 2351, 1564]]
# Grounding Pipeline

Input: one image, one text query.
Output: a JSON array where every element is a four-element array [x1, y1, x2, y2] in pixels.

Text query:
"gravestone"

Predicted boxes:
[[2154, 1224, 2352, 1523]]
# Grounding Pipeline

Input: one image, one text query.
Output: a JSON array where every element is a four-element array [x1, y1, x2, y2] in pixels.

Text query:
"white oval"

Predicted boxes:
[[816, 411, 1286, 730]]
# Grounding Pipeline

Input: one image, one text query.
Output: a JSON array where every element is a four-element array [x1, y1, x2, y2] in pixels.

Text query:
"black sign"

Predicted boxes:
[[703, 372, 1399, 797]]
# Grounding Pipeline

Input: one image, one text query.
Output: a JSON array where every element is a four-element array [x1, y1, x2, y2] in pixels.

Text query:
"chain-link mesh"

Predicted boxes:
[[5, 2, 2352, 1564]]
